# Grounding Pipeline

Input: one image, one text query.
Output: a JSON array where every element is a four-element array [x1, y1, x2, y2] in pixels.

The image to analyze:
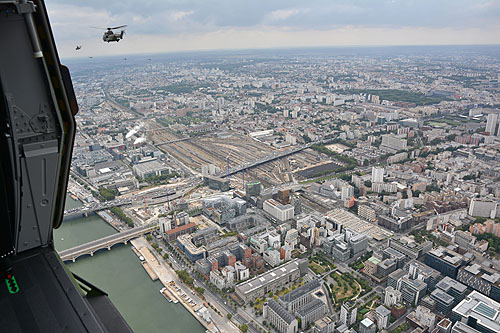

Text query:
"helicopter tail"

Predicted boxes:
[[120, 30, 125, 39]]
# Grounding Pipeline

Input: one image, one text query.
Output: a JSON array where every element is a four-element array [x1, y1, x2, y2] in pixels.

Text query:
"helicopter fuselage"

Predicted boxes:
[[102, 30, 124, 42]]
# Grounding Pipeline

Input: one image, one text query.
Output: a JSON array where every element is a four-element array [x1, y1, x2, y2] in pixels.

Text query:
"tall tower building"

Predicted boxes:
[[340, 301, 357, 327], [372, 167, 384, 183], [341, 185, 354, 201], [486, 113, 498, 136]]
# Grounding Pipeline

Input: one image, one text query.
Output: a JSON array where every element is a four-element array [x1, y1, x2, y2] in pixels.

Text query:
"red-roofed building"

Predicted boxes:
[[165, 222, 196, 241]]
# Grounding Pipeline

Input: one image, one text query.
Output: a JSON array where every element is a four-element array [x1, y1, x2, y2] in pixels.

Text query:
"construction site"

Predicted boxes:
[[147, 121, 334, 188]]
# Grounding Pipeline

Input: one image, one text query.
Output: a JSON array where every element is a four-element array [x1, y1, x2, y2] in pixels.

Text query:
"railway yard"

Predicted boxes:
[[148, 121, 337, 187]]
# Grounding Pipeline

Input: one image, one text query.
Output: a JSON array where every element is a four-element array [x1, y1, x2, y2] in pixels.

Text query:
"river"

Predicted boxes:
[[54, 196, 204, 333]]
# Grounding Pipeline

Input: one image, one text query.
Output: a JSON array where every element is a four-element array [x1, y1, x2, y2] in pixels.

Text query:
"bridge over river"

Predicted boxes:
[[63, 198, 132, 218], [58, 223, 157, 262]]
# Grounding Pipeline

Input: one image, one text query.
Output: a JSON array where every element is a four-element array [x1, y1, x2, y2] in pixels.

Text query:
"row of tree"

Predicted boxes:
[[110, 207, 133, 227]]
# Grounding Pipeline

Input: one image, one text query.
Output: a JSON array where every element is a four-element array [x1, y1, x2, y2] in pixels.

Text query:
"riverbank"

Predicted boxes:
[[57, 195, 204, 333], [96, 211, 123, 232], [131, 245, 159, 281], [130, 237, 220, 333]]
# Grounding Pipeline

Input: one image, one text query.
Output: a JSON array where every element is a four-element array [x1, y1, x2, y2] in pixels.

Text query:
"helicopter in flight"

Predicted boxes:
[[91, 25, 127, 42], [75, 45, 81, 50]]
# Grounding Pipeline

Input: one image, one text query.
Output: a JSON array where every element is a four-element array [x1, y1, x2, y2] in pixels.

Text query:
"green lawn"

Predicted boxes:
[[309, 262, 326, 274], [427, 121, 447, 127], [330, 273, 360, 301], [390, 322, 409, 333]]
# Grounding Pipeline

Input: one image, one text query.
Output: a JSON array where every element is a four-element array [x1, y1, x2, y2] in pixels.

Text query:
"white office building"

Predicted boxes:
[[132, 160, 170, 179], [263, 199, 294, 222], [285, 228, 299, 248], [340, 301, 357, 327], [234, 262, 250, 281], [358, 205, 376, 222], [372, 167, 385, 183], [486, 113, 498, 136], [341, 185, 354, 201], [158, 217, 172, 233], [374, 305, 391, 330], [468, 198, 498, 218], [384, 286, 402, 307], [381, 134, 407, 151], [360, 318, 376, 333], [264, 249, 283, 267]]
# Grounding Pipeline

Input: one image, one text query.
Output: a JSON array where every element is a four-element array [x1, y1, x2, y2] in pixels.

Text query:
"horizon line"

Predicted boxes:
[[60, 43, 500, 61]]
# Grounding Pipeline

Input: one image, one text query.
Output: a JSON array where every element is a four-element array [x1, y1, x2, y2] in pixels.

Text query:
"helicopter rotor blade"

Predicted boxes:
[[110, 25, 127, 30], [89, 26, 108, 30]]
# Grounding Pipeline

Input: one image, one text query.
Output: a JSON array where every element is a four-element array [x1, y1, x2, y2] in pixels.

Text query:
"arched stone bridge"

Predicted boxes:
[[58, 223, 158, 262]]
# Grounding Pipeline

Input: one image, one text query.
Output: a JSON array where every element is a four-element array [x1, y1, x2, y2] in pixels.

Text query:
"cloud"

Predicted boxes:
[[56, 25, 500, 60], [131, 15, 152, 25], [48, 4, 113, 29], [268, 8, 302, 21], [46, 0, 500, 32], [169, 10, 194, 22], [44, 0, 500, 57]]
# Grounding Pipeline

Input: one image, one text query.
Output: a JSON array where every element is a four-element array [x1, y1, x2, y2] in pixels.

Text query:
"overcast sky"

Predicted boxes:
[[45, 0, 500, 58]]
